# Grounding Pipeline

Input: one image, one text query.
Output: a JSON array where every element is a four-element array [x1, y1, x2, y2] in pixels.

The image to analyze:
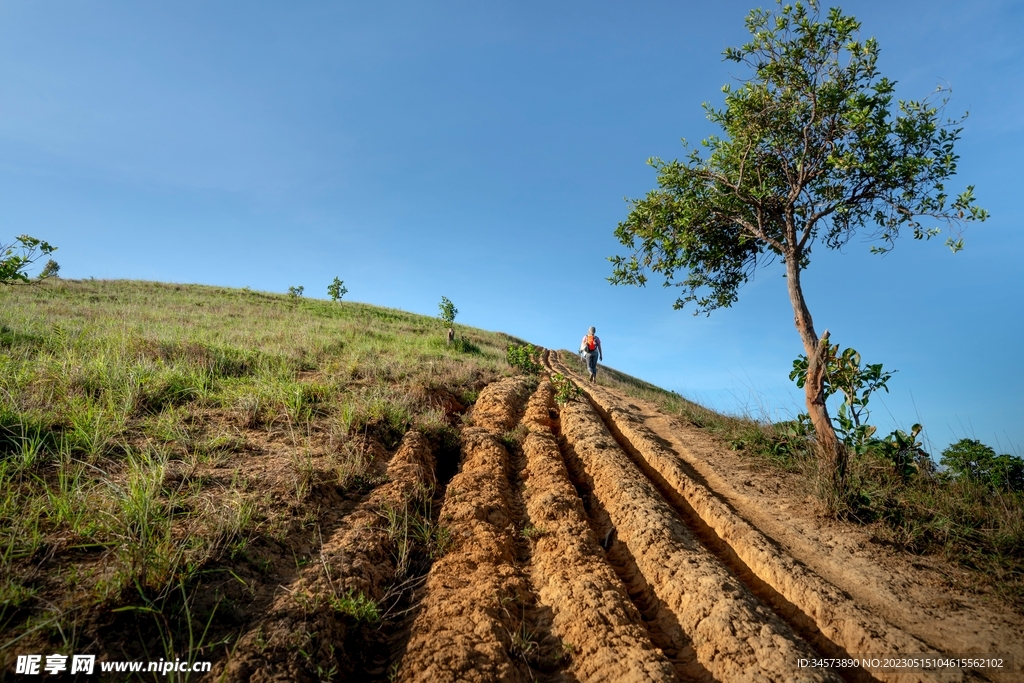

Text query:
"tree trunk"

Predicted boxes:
[[784, 258, 846, 485]]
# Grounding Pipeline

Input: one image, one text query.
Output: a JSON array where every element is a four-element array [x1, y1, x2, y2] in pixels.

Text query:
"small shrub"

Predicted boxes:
[[790, 342, 894, 456], [506, 343, 541, 375], [327, 277, 348, 302], [871, 424, 932, 481], [438, 296, 457, 345], [287, 285, 304, 299], [550, 373, 583, 405], [452, 336, 481, 354], [437, 296, 457, 328]]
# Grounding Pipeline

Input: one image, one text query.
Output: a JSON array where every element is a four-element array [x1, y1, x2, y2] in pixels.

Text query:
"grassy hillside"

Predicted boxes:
[[0, 279, 519, 672], [1, 279, 1019, 677]]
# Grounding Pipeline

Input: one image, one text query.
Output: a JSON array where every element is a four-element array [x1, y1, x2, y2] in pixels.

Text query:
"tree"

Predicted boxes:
[[327, 277, 348, 302], [438, 296, 457, 345], [1, 235, 58, 285], [609, 0, 986, 485], [941, 439, 1024, 492]]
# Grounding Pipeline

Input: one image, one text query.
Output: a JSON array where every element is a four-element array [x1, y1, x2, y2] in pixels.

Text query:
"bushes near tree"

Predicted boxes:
[[941, 439, 1024, 492]]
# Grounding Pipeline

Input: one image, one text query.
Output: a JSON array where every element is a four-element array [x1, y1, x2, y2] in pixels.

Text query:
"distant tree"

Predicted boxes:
[[609, 0, 987, 486], [438, 296, 457, 345], [1, 235, 58, 285], [941, 439, 1024, 492], [327, 277, 348, 302], [288, 285, 304, 299]]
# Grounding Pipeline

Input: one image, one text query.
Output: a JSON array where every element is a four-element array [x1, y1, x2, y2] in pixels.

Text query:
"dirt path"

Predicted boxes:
[[211, 356, 1021, 682], [553, 360, 838, 683], [518, 378, 678, 682], [549, 351, 1023, 683], [393, 377, 540, 683]]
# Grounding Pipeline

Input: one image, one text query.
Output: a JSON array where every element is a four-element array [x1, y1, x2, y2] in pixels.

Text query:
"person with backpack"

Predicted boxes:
[[579, 326, 602, 382]]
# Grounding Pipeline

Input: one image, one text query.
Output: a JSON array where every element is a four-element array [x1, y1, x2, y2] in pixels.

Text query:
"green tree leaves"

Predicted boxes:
[[790, 343, 894, 441], [941, 439, 1024, 492], [327, 277, 348, 302], [608, 0, 987, 487], [437, 296, 457, 327], [1, 235, 58, 286], [610, 0, 987, 315]]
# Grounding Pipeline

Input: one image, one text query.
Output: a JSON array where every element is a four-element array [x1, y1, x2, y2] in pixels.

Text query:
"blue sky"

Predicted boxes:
[[2, 0, 1021, 456]]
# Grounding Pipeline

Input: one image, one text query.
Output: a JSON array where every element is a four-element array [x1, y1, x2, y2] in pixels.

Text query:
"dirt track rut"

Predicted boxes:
[[554, 368, 838, 683], [557, 368, 1022, 683], [394, 377, 538, 682], [217, 430, 437, 682], [519, 380, 677, 682]]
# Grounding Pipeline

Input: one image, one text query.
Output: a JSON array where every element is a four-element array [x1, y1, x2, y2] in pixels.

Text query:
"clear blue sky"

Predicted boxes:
[[2, 0, 1021, 457]]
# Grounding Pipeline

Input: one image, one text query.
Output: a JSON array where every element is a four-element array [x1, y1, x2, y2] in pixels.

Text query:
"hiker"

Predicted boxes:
[[579, 326, 602, 382]]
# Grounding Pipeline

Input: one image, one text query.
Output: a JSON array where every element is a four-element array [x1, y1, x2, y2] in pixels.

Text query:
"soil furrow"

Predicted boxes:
[[559, 425, 703, 681], [518, 378, 678, 682], [215, 429, 438, 682], [556, 382, 840, 683], [550, 351, 962, 683], [584, 384, 955, 683], [393, 378, 540, 683]]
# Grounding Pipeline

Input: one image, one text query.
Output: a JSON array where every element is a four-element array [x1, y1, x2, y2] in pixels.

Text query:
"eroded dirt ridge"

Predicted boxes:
[[214, 430, 438, 681], [208, 358, 1015, 682], [554, 371, 839, 683], [547, 350, 985, 683], [519, 380, 678, 682], [393, 377, 542, 682]]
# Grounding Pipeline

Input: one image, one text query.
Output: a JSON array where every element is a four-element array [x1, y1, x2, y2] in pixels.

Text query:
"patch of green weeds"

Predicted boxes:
[[550, 373, 583, 405], [500, 425, 528, 450], [329, 589, 380, 623], [506, 343, 541, 375], [378, 489, 452, 575]]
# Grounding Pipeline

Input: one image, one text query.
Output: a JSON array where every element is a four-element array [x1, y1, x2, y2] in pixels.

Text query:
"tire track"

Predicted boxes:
[[393, 377, 542, 683], [554, 370, 839, 683], [549, 351, 963, 683], [518, 378, 678, 682], [558, 420, 708, 682]]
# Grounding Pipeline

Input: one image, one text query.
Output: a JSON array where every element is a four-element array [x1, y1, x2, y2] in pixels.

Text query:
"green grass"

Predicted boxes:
[[329, 589, 381, 623], [0, 278, 517, 666]]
